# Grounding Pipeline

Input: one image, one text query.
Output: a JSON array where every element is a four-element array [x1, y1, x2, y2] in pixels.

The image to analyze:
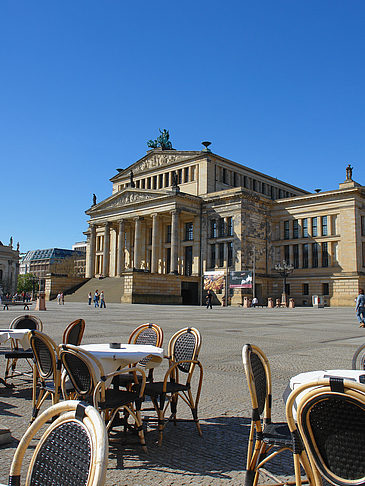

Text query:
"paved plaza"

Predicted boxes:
[[0, 301, 362, 485]]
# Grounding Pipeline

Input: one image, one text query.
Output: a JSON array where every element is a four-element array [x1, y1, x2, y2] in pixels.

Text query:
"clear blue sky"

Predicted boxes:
[[1, 1, 364, 252]]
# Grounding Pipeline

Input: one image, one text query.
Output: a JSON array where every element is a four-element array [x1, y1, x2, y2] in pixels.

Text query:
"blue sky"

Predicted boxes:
[[1, 1, 364, 251]]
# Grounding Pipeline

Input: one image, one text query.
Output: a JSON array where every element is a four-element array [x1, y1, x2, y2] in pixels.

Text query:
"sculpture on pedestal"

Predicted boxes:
[[147, 129, 173, 150], [346, 164, 353, 181]]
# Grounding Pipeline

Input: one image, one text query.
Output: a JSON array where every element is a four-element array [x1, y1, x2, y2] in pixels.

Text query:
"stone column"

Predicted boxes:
[[117, 219, 125, 276], [86, 224, 96, 278], [170, 210, 179, 274], [102, 223, 110, 276], [151, 213, 159, 274], [134, 217, 142, 270]]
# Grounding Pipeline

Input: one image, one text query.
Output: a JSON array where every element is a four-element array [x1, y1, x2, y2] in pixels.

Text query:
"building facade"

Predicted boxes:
[[20, 248, 85, 278], [0, 238, 19, 295], [84, 145, 365, 306]]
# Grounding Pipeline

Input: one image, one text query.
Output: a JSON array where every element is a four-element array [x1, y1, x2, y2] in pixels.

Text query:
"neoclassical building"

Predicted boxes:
[[84, 143, 365, 306], [0, 238, 19, 295]]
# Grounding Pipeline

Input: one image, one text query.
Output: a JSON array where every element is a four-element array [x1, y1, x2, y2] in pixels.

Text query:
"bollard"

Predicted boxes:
[[289, 298, 295, 308], [243, 296, 249, 308], [275, 298, 280, 307], [268, 297, 274, 308]]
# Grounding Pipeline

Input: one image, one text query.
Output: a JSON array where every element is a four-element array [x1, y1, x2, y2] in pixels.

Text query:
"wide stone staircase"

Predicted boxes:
[[66, 277, 124, 303]]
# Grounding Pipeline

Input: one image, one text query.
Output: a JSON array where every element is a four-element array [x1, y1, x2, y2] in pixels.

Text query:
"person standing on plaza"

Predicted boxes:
[[100, 290, 106, 308], [356, 289, 365, 327], [88, 292, 92, 305], [57, 292, 61, 305], [206, 290, 213, 309], [60, 292, 64, 305], [252, 296, 258, 308], [93, 290, 100, 308]]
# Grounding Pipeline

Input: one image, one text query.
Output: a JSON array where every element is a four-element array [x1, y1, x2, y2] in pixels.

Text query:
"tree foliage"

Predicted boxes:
[[17, 273, 38, 293]]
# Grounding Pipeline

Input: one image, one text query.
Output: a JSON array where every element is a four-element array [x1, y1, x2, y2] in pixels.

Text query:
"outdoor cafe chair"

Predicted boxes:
[[0, 400, 108, 486], [62, 318, 86, 346], [142, 327, 203, 446], [4, 314, 43, 384], [59, 344, 148, 452], [286, 377, 365, 486], [242, 344, 313, 486], [29, 330, 61, 422], [352, 343, 365, 370]]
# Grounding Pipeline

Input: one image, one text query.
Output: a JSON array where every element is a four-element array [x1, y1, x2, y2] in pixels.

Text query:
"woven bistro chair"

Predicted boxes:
[[4, 314, 43, 384], [113, 323, 163, 388], [59, 344, 148, 452], [142, 327, 203, 446], [352, 343, 365, 370], [62, 318, 86, 346], [286, 377, 365, 486], [0, 400, 108, 486], [242, 344, 313, 486], [29, 330, 61, 422]]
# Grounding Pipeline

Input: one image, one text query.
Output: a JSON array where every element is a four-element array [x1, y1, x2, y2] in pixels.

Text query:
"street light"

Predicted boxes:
[[274, 260, 294, 306]]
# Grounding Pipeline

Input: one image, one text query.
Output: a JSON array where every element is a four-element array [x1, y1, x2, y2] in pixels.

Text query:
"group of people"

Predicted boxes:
[[88, 290, 106, 308]]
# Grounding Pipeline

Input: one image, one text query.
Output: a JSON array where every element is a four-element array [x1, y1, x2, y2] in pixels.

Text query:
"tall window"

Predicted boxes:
[[185, 222, 193, 241], [284, 220, 290, 240], [166, 248, 171, 274], [285, 284, 290, 295], [227, 217, 233, 236], [322, 242, 328, 267], [210, 220, 217, 238], [303, 283, 309, 295], [222, 168, 228, 184], [312, 217, 318, 237], [321, 216, 328, 236], [312, 243, 319, 267], [322, 283, 329, 295], [166, 225, 171, 243], [218, 243, 224, 267], [233, 172, 239, 187], [218, 218, 225, 237], [227, 242, 233, 267], [164, 173, 169, 187], [178, 169, 182, 184], [302, 218, 308, 238], [159, 174, 163, 188], [303, 243, 309, 268], [293, 244, 299, 268], [184, 167, 189, 183], [148, 228, 152, 245], [293, 220, 299, 239], [210, 244, 216, 268], [284, 245, 290, 263], [184, 246, 193, 276]]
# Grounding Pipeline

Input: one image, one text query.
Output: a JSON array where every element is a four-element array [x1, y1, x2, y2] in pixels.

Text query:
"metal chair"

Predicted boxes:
[[62, 318, 86, 345], [142, 327, 203, 446], [352, 343, 365, 370], [29, 330, 61, 422], [1, 400, 108, 486], [59, 344, 148, 452], [4, 314, 43, 384], [242, 344, 313, 486], [286, 377, 365, 486]]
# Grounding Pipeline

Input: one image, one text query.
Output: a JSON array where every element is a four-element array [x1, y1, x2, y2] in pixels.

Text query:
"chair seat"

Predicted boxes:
[[113, 372, 143, 387], [5, 350, 33, 359], [263, 422, 292, 447], [102, 389, 140, 409], [144, 381, 190, 396]]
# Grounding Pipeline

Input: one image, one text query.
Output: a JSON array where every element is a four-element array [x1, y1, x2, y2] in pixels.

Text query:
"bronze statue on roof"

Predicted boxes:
[[147, 129, 173, 150]]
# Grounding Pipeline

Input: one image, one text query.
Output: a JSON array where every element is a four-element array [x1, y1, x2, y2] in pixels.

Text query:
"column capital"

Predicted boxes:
[[170, 208, 181, 216]]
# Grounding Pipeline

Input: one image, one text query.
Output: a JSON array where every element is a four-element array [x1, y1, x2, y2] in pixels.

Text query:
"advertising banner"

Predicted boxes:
[[229, 271, 253, 288], [203, 271, 225, 292]]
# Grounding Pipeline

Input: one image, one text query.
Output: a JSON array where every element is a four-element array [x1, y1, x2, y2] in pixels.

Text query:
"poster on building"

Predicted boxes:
[[203, 271, 225, 292], [229, 271, 253, 288]]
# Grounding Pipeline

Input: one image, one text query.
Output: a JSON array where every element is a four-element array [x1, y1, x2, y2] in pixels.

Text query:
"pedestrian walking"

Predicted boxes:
[[356, 288, 365, 327], [93, 290, 100, 308], [61, 292, 64, 305], [252, 297, 258, 308], [100, 291, 106, 308], [57, 293, 61, 305], [88, 292, 92, 305], [206, 290, 213, 309]]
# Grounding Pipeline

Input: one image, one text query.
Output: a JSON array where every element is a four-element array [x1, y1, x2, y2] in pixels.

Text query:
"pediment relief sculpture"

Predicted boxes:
[[133, 153, 192, 175], [97, 191, 162, 211]]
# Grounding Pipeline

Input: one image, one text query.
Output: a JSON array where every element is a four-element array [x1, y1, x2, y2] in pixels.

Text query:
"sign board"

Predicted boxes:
[[229, 271, 253, 288], [203, 271, 225, 292]]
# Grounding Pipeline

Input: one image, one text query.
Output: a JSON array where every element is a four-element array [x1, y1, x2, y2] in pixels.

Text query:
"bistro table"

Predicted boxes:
[[283, 369, 365, 419]]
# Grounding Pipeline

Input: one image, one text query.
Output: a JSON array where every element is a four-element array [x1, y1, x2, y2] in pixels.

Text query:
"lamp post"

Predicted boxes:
[[274, 260, 294, 307]]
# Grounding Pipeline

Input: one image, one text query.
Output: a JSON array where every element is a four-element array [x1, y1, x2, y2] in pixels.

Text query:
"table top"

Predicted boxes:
[[80, 343, 164, 361], [0, 329, 31, 348], [290, 369, 365, 387]]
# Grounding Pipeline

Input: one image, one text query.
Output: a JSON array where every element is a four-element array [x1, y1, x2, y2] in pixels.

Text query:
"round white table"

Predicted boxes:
[[0, 329, 30, 349]]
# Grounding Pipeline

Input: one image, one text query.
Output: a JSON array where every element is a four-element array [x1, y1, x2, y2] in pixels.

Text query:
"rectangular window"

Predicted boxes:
[[141, 179, 146, 189], [302, 218, 308, 238], [191, 166, 195, 181], [218, 218, 225, 237], [321, 216, 328, 236], [322, 242, 328, 267], [147, 178, 151, 189], [233, 172, 239, 187], [284, 245, 290, 263], [164, 173, 169, 187], [178, 169, 182, 184], [166, 225, 171, 243], [185, 222, 193, 241], [159, 174, 163, 188], [184, 246, 193, 276], [271, 186, 275, 199], [227, 217, 233, 236], [227, 242, 233, 267], [303, 243, 309, 268], [148, 228, 152, 245], [284, 220, 290, 240], [293, 220, 299, 239], [303, 283, 309, 295], [222, 168, 228, 184], [293, 244, 299, 269], [218, 243, 224, 267], [210, 220, 217, 238], [210, 244, 216, 268], [244, 176, 248, 188], [322, 283, 329, 295], [312, 217, 318, 237], [184, 167, 189, 183], [253, 180, 257, 192], [153, 175, 157, 189], [166, 248, 171, 274], [285, 284, 290, 295], [312, 243, 319, 268], [261, 182, 266, 194]]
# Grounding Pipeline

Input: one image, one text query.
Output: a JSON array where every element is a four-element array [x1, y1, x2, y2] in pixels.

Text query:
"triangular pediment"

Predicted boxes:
[[110, 149, 203, 182], [86, 188, 168, 214]]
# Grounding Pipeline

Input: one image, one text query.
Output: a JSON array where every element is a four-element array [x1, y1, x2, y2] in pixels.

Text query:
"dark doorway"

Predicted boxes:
[[181, 281, 199, 305]]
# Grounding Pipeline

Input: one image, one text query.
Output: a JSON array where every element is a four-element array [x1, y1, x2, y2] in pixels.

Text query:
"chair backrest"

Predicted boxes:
[[168, 327, 201, 375], [8, 400, 108, 486], [352, 343, 365, 370], [29, 330, 59, 380], [128, 323, 163, 367], [286, 377, 365, 486], [63, 318, 86, 346], [242, 344, 271, 420], [10, 314, 43, 331]]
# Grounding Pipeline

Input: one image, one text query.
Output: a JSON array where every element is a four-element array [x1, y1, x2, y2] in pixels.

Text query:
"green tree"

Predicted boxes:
[[17, 273, 38, 293]]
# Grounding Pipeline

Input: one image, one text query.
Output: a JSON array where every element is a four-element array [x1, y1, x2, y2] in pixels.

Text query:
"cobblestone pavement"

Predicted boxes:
[[0, 302, 362, 485]]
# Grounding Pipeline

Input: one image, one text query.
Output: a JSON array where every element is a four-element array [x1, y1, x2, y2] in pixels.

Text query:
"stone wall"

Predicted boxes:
[[45, 275, 88, 301], [121, 272, 184, 304]]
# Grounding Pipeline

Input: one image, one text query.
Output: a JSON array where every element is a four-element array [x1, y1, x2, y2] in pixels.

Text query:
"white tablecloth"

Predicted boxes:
[[0, 329, 30, 349], [79, 343, 164, 382]]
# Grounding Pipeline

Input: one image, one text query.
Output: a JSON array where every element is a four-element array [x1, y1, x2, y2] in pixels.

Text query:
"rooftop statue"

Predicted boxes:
[[147, 129, 173, 150], [346, 163, 353, 181], [92, 193, 97, 206]]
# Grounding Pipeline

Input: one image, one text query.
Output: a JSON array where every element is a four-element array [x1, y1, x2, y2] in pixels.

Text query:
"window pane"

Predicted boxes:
[[219, 243, 224, 267], [302, 218, 308, 238], [293, 220, 299, 239], [293, 244, 299, 269], [312, 217, 317, 237], [210, 220, 217, 238], [303, 283, 309, 295], [322, 242, 328, 267], [284, 221, 289, 240], [321, 216, 328, 236], [312, 243, 319, 267], [210, 244, 216, 268], [185, 222, 193, 241], [303, 243, 308, 268], [227, 242, 233, 267]]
